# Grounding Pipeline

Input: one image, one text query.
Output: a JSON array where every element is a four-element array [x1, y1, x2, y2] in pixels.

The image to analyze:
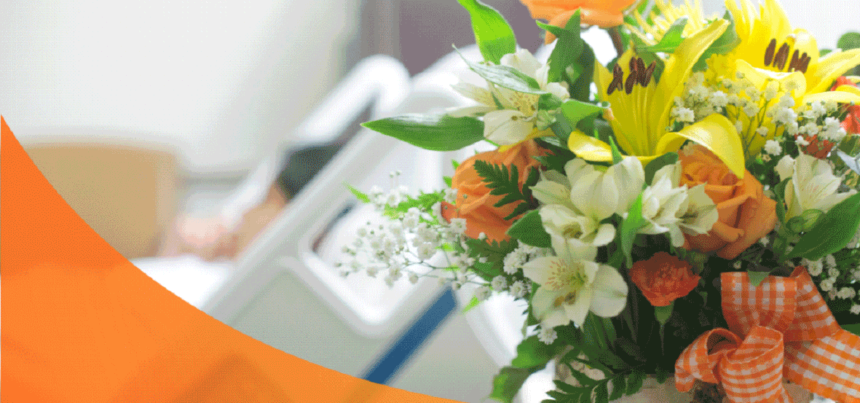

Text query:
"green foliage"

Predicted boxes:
[[362, 114, 484, 151], [693, 12, 740, 71], [654, 303, 673, 325], [345, 183, 370, 203], [457, 0, 517, 65], [619, 193, 647, 268], [545, 369, 648, 403], [490, 334, 564, 402], [838, 32, 860, 51], [643, 152, 678, 186], [466, 238, 518, 281], [636, 17, 688, 53], [560, 99, 607, 128], [507, 210, 551, 248], [538, 10, 583, 84], [490, 367, 537, 403], [747, 270, 772, 287], [786, 192, 860, 260], [570, 42, 596, 103], [535, 134, 577, 172], [457, 48, 547, 95], [473, 159, 541, 220], [608, 137, 624, 164], [461, 296, 481, 313], [383, 192, 445, 220]]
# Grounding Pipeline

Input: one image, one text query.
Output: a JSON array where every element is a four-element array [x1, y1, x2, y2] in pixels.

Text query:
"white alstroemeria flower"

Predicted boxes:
[[640, 165, 689, 246], [540, 204, 616, 248], [532, 170, 577, 211], [639, 164, 717, 247], [569, 157, 645, 221], [522, 235, 628, 328], [679, 184, 719, 236], [449, 49, 570, 146], [778, 154, 857, 220]]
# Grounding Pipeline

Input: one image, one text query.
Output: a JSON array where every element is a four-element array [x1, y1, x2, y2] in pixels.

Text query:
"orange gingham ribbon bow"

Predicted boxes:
[[675, 267, 860, 403]]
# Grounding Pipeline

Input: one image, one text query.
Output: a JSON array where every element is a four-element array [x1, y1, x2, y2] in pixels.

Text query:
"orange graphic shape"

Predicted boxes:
[[0, 116, 463, 403]]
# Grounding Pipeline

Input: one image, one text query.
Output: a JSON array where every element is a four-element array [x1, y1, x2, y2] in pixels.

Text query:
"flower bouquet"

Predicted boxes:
[[342, 0, 860, 402]]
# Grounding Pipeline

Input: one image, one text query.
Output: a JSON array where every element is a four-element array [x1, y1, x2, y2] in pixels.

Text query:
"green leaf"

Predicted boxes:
[[844, 323, 860, 336], [693, 12, 741, 71], [511, 335, 559, 369], [570, 42, 596, 102], [655, 366, 670, 384], [473, 160, 540, 220], [786, 192, 860, 260], [626, 370, 646, 395], [620, 193, 647, 268], [489, 367, 535, 403], [560, 99, 606, 127], [654, 303, 673, 325], [443, 176, 453, 187], [643, 152, 679, 186], [608, 137, 624, 165], [457, 49, 547, 95], [362, 114, 484, 151], [594, 382, 610, 403], [637, 17, 688, 53], [609, 376, 627, 400], [457, 0, 517, 64], [838, 32, 860, 51], [507, 210, 551, 248], [538, 10, 583, 83], [345, 184, 370, 203], [461, 296, 481, 313], [452, 159, 461, 169], [747, 270, 772, 287]]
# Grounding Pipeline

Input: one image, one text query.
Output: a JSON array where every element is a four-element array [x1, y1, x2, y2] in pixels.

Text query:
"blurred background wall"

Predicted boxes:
[[1, 0, 855, 174]]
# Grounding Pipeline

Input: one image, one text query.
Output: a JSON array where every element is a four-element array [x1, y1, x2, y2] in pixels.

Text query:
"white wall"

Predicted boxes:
[[0, 0, 358, 174]]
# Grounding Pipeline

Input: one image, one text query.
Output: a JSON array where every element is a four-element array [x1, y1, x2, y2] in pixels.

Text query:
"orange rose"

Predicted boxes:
[[630, 252, 700, 307], [519, 0, 638, 43], [679, 145, 777, 260], [441, 140, 546, 242]]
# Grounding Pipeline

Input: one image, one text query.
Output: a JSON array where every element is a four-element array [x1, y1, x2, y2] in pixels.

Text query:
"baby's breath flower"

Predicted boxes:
[[538, 326, 558, 345], [509, 280, 527, 298], [764, 139, 782, 155], [491, 275, 508, 291], [756, 126, 769, 138], [851, 304, 860, 315], [409, 273, 419, 284], [804, 258, 824, 276]]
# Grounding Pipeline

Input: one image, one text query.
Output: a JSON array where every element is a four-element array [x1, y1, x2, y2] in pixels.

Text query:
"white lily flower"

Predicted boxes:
[[780, 154, 856, 220], [522, 235, 628, 328], [539, 204, 616, 248], [568, 157, 645, 221]]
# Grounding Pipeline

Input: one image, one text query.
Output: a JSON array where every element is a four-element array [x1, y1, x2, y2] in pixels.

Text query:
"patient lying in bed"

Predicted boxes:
[[157, 143, 342, 261]]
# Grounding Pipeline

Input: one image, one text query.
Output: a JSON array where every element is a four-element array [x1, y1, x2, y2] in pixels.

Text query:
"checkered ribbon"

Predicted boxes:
[[675, 267, 860, 403]]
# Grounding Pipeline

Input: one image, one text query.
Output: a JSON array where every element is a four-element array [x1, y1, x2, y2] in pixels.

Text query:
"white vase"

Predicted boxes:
[[554, 360, 814, 402]]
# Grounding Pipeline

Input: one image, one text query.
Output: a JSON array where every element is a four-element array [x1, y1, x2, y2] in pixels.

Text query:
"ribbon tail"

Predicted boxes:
[[784, 330, 860, 403]]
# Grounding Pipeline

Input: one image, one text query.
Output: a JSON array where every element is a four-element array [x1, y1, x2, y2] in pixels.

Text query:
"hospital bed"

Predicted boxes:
[[131, 47, 560, 403]]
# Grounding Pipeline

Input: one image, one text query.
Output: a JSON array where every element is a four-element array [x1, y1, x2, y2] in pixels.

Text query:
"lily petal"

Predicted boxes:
[[532, 287, 571, 328], [655, 114, 746, 179]]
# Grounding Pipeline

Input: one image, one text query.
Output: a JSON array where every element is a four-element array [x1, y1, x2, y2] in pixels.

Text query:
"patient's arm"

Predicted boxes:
[[157, 184, 288, 261]]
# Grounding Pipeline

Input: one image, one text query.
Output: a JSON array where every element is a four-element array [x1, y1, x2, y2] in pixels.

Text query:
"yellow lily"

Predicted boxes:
[[632, 0, 860, 95], [570, 18, 746, 178]]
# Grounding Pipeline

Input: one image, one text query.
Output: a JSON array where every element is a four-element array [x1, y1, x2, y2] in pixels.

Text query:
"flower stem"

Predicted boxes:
[[608, 27, 625, 58]]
